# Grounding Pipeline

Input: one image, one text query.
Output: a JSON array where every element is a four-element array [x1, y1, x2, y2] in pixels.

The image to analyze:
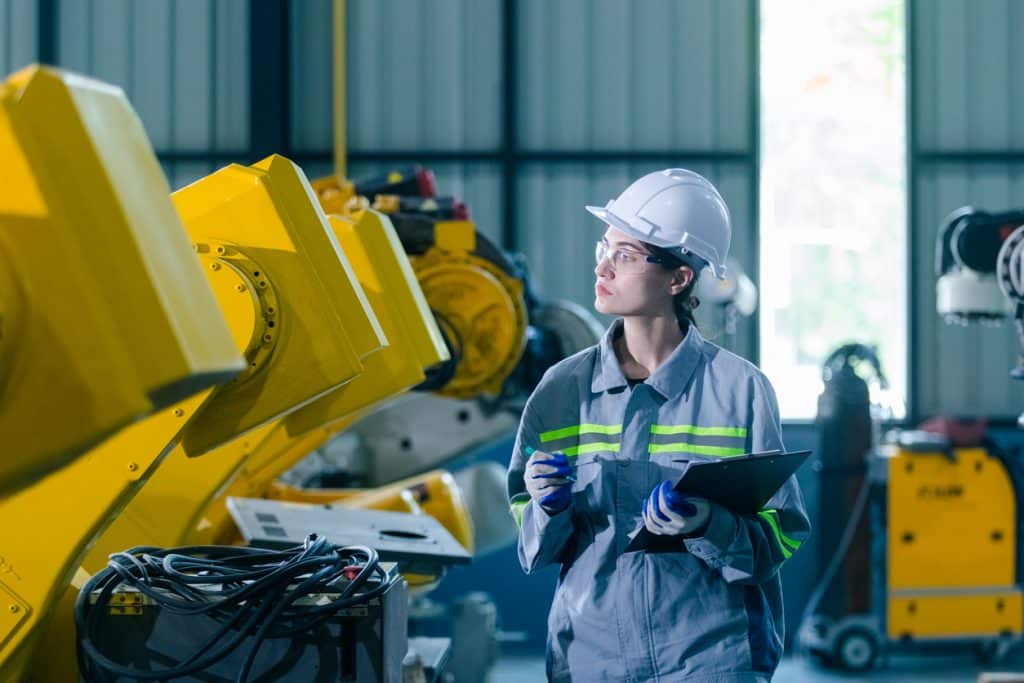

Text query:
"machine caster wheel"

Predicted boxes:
[[835, 627, 879, 672]]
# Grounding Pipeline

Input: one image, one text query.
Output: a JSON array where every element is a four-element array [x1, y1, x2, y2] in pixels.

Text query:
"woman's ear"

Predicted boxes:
[[668, 266, 694, 295]]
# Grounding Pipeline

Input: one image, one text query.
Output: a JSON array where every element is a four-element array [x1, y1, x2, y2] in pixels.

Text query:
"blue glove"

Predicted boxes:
[[524, 446, 574, 514], [642, 480, 710, 535]]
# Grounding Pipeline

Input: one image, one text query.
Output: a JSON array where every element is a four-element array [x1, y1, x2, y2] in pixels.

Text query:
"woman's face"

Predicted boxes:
[[594, 227, 693, 317]]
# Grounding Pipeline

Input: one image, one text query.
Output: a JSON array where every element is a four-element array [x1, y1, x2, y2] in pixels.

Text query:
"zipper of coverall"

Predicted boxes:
[[622, 382, 662, 681]]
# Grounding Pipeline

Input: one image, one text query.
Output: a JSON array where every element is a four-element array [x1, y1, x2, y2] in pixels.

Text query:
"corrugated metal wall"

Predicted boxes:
[[291, 0, 502, 153], [291, 0, 507, 263], [0, 0, 36, 75], [911, 0, 1024, 419], [517, 0, 751, 152], [49, 0, 248, 189]]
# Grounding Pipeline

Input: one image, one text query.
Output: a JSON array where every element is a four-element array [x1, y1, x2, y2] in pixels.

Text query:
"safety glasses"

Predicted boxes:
[[594, 241, 665, 273]]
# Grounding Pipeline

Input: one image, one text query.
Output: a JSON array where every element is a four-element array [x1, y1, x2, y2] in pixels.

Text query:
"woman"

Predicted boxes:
[[507, 169, 810, 682]]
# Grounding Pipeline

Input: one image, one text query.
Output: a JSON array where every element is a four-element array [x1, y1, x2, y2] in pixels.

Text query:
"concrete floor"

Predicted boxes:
[[491, 652, 1024, 682]]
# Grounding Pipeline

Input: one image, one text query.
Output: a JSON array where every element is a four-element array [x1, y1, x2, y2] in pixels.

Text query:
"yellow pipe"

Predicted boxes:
[[333, 0, 346, 178]]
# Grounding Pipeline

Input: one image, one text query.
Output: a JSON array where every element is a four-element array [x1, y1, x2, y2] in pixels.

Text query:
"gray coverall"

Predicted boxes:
[[507, 320, 810, 682]]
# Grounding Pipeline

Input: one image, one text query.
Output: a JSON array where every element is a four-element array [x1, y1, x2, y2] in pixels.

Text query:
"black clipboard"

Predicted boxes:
[[625, 449, 812, 553]]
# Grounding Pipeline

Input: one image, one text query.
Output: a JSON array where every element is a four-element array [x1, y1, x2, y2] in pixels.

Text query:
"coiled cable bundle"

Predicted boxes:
[[76, 534, 388, 682]]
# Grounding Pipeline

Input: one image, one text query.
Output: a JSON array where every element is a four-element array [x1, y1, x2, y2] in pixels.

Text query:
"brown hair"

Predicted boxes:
[[645, 244, 701, 332]]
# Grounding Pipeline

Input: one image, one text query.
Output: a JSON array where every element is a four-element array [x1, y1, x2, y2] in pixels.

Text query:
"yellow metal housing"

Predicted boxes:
[[310, 176, 528, 398], [0, 65, 241, 491], [286, 209, 448, 436], [888, 591, 1023, 640], [886, 446, 1022, 640], [80, 156, 386, 561], [887, 448, 1016, 590], [1, 392, 213, 680], [171, 154, 385, 456], [185, 208, 450, 547], [0, 66, 243, 678], [408, 221, 527, 398]]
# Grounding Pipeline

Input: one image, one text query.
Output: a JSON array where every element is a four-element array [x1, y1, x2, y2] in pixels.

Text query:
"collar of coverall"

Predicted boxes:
[[590, 318, 707, 399]]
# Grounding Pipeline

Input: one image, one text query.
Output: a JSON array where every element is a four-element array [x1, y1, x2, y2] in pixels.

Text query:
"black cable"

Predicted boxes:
[[76, 534, 390, 682], [796, 473, 872, 659]]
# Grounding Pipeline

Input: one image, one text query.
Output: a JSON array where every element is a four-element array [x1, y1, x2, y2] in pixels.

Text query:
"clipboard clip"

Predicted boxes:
[[670, 449, 782, 464]]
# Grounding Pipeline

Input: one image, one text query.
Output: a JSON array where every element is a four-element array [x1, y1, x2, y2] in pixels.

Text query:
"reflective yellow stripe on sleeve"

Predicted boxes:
[[757, 509, 800, 559], [510, 494, 530, 529]]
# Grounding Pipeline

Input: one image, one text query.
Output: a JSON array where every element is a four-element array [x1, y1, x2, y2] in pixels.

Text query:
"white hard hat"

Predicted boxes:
[[586, 168, 731, 279]]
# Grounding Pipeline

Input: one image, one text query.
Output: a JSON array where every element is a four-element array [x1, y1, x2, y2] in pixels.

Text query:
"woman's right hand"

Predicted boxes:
[[524, 447, 574, 514]]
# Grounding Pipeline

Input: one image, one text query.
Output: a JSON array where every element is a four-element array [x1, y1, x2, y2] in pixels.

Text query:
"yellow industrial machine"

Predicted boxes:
[[24, 155, 412, 680], [51, 189, 542, 678], [89, 183, 541, 594], [312, 171, 529, 400], [886, 444, 1022, 643], [800, 435, 1024, 670], [76, 205, 452, 566], [0, 66, 241, 493], [0, 63, 430, 680], [72, 155, 391, 564], [184, 207, 460, 551], [799, 209, 1024, 671], [0, 65, 246, 678]]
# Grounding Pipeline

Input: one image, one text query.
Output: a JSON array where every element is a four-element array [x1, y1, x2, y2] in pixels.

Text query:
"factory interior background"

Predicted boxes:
[[4, 0, 1024, 681]]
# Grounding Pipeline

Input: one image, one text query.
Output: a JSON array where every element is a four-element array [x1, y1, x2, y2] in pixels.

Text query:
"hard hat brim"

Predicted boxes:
[[586, 204, 659, 244], [586, 205, 631, 232]]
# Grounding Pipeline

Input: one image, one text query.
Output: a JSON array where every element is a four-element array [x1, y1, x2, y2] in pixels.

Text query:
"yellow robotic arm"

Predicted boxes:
[[184, 207, 452, 547], [0, 65, 244, 679], [0, 70, 392, 680], [76, 154, 387, 569], [0, 66, 242, 493]]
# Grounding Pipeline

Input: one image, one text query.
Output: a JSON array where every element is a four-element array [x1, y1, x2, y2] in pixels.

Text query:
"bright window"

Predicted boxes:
[[759, 0, 907, 419]]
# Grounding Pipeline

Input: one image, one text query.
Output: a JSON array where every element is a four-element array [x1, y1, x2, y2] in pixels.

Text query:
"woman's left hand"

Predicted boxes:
[[643, 480, 711, 536]]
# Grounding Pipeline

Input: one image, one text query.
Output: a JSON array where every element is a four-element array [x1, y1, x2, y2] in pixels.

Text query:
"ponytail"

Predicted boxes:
[[646, 243, 702, 333]]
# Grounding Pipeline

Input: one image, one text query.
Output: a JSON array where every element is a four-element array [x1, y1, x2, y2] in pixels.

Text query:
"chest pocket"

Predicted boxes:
[[647, 422, 749, 485], [539, 423, 622, 509], [569, 452, 609, 508]]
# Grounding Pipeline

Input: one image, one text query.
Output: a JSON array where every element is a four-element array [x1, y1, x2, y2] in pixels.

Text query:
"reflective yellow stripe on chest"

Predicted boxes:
[[539, 423, 622, 457], [648, 424, 748, 457]]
